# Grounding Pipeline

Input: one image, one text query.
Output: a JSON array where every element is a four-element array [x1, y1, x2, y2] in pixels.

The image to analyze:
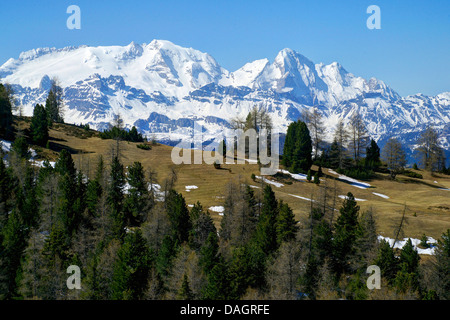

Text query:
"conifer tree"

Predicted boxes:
[[198, 232, 219, 274], [0, 83, 13, 136], [275, 201, 298, 245], [108, 156, 126, 240], [166, 190, 191, 244], [11, 136, 30, 160], [177, 274, 193, 300], [124, 161, 149, 226], [29, 104, 49, 146], [333, 192, 360, 275], [202, 258, 230, 300], [110, 229, 152, 300]]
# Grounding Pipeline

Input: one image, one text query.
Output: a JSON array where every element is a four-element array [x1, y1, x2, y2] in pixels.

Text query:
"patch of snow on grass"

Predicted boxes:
[[339, 195, 367, 201], [185, 185, 198, 192], [255, 176, 284, 188], [209, 206, 224, 215], [378, 235, 437, 255], [372, 192, 389, 199], [328, 169, 371, 189]]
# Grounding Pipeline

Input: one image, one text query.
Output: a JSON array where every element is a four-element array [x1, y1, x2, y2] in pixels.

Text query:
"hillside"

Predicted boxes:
[[10, 117, 450, 242]]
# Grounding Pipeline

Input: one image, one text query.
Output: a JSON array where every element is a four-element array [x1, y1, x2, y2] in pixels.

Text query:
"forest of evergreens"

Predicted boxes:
[[0, 84, 449, 300]]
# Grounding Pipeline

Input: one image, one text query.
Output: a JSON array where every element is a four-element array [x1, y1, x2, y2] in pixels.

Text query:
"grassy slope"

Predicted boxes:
[[18, 119, 450, 241]]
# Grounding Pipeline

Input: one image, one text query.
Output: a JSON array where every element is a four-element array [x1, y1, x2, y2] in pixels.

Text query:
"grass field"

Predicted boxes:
[[19, 119, 450, 242]]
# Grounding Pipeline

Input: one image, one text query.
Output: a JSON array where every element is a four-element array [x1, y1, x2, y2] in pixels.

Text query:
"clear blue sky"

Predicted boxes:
[[1, 0, 449, 96]]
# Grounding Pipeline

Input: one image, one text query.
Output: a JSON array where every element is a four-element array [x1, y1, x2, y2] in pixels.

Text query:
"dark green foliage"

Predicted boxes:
[[394, 238, 420, 293], [124, 161, 149, 226], [0, 208, 29, 299], [108, 156, 126, 240], [29, 104, 49, 146], [45, 88, 63, 124], [54, 149, 76, 180], [136, 143, 151, 150], [375, 240, 399, 284], [156, 235, 179, 281], [401, 170, 423, 179], [283, 120, 312, 173], [177, 274, 193, 300], [275, 201, 298, 245], [202, 258, 230, 300], [11, 136, 30, 160], [313, 171, 320, 184], [333, 192, 360, 275], [253, 185, 279, 254], [0, 84, 13, 136], [365, 139, 381, 169], [166, 190, 191, 244], [189, 203, 216, 251], [99, 125, 144, 142], [198, 232, 219, 274], [110, 230, 152, 300]]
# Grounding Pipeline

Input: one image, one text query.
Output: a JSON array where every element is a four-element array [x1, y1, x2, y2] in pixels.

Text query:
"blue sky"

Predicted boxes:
[[0, 0, 449, 96]]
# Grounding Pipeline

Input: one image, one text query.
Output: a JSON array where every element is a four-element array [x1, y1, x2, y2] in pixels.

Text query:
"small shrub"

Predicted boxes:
[[401, 170, 423, 179], [137, 144, 151, 150], [251, 173, 256, 181]]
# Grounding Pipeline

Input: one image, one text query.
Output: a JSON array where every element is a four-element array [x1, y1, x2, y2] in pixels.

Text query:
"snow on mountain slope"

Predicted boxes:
[[1, 40, 449, 163]]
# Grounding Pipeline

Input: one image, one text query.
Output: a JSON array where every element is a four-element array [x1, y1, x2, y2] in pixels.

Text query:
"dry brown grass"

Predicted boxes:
[[23, 120, 450, 241]]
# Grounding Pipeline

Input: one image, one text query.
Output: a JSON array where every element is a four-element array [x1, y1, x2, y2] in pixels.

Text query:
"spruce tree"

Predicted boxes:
[[177, 274, 193, 300], [202, 258, 230, 300], [110, 229, 151, 300], [275, 201, 298, 245], [124, 161, 148, 226], [333, 192, 360, 275], [166, 190, 191, 244], [108, 156, 126, 240], [0, 83, 13, 136], [29, 104, 49, 146], [11, 136, 30, 160]]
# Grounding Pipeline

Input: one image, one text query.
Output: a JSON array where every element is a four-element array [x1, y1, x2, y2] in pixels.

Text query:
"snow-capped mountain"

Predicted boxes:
[[1, 40, 449, 163]]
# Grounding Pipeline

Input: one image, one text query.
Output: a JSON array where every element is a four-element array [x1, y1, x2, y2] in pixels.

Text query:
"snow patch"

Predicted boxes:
[[328, 169, 371, 189], [378, 235, 437, 255], [255, 176, 284, 188], [372, 192, 389, 199], [208, 206, 224, 215], [338, 195, 367, 201], [185, 185, 198, 192]]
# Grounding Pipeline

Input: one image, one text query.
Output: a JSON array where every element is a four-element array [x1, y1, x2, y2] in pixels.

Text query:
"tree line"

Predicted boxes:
[[282, 108, 450, 179], [0, 139, 449, 300]]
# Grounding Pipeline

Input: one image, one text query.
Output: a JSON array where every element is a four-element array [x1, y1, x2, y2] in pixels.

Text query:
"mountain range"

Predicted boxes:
[[1, 39, 449, 163]]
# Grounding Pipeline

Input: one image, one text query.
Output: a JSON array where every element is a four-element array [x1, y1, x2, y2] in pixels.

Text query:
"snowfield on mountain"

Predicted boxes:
[[1, 39, 449, 162]]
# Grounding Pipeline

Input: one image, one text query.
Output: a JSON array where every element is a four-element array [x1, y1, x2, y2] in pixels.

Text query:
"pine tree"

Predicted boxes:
[[275, 201, 298, 245], [108, 156, 126, 240], [333, 192, 360, 275], [110, 229, 152, 299], [365, 139, 381, 169], [394, 238, 420, 293], [11, 136, 31, 160], [202, 258, 230, 300], [313, 171, 320, 185], [124, 161, 149, 226], [45, 81, 64, 124], [0, 83, 13, 137], [177, 274, 193, 300], [166, 190, 191, 244], [29, 104, 49, 146], [375, 239, 399, 284], [198, 232, 219, 274], [253, 185, 279, 253]]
